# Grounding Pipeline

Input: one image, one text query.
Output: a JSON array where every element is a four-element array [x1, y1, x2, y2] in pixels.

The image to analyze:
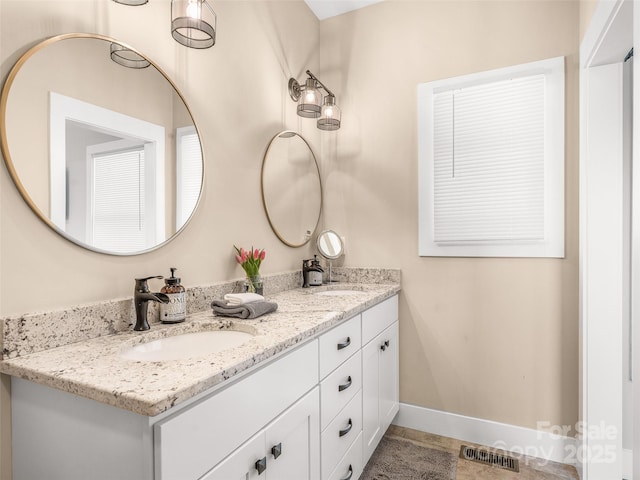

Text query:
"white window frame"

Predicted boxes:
[[417, 56, 565, 258]]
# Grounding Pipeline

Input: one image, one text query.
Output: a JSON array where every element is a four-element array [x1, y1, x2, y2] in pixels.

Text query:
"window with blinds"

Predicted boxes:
[[92, 148, 147, 253], [176, 126, 203, 230], [418, 57, 565, 258]]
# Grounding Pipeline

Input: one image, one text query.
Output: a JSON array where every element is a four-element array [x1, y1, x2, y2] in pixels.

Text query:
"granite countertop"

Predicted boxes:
[[0, 283, 400, 417]]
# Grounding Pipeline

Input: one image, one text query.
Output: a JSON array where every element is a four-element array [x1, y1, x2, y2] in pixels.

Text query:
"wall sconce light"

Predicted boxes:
[[110, 43, 150, 69], [289, 70, 341, 131], [171, 0, 217, 49], [112, 0, 148, 5]]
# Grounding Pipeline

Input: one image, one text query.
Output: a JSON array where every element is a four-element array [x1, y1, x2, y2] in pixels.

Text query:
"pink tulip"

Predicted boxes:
[[260, 250, 266, 260], [241, 251, 248, 262], [235, 254, 242, 264], [254, 249, 260, 259]]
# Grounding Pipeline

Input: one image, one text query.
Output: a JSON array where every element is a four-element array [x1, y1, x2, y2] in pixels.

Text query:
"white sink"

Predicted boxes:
[[120, 330, 254, 361], [314, 290, 362, 297]]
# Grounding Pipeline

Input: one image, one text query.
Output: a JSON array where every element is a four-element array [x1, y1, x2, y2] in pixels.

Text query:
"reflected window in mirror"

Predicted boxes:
[[176, 126, 202, 231]]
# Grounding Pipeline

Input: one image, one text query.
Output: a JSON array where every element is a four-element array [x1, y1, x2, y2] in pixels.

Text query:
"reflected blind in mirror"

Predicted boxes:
[[176, 126, 202, 230], [92, 148, 146, 253]]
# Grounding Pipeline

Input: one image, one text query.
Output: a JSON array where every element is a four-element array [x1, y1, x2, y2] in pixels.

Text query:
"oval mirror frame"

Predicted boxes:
[[260, 130, 322, 248], [0, 33, 205, 255], [317, 230, 344, 260]]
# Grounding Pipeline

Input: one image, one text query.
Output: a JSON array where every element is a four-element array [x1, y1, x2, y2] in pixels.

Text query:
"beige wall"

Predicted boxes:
[[580, 0, 598, 42], [0, 0, 320, 476], [320, 0, 579, 431]]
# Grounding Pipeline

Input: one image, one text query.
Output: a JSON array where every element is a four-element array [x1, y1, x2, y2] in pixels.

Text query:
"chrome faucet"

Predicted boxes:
[[133, 276, 170, 331]]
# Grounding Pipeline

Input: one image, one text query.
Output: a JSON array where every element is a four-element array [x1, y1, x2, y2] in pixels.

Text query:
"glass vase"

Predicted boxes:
[[244, 275, 264, 295]]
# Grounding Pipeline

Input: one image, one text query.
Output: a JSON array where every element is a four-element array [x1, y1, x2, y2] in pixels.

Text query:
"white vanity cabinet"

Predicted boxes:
[[201, 388, 319, 480], [361, 295, 399, 464], [155, 340, 320, 480]]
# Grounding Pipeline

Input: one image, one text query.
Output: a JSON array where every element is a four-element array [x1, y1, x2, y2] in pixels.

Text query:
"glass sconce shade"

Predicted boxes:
[[171, 0, 217, 49], [297, 78, 322, 118], [110, 43, 150, 69], [112, 0, 148, 4], [318, 95, 341, 131]]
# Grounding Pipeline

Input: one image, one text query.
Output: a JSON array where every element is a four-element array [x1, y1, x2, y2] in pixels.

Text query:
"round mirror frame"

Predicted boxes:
[[260, 130, 323, 248], [0, 32, 205, 256], [316, 229, 344, 260]]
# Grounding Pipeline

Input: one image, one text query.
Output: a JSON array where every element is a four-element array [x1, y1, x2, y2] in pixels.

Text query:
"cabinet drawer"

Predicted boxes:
[[319, 314, 361, 379], [155, 340, 319, 480], [362, 295, 398, 345], [320, 350, 361, 431], [327, 432, 363, 480], [321, 390, 362, 479]]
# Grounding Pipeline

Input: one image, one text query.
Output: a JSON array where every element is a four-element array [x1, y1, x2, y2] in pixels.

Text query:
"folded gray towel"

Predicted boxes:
[[211, 300, 278, 319]]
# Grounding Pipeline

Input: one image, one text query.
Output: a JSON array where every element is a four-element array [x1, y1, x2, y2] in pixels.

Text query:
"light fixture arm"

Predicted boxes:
[[288, 70, 334, 101], [304, 70, 334, 97]]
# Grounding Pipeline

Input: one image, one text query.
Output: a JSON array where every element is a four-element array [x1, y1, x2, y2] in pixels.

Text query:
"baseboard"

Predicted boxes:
[[623, 448, 632, 480], [393, 402, 576, 465]]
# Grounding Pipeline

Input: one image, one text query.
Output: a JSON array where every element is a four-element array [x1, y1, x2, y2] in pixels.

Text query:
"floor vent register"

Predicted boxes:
[[459, 445, 520, 473]]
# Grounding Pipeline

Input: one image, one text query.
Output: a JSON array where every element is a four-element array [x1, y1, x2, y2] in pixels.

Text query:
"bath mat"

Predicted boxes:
[[361, 435, 457, 480]]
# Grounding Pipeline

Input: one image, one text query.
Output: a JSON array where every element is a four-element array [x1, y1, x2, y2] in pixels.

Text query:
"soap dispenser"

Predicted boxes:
[[160, 268, 186, 323], [308, 255, 324, 286]]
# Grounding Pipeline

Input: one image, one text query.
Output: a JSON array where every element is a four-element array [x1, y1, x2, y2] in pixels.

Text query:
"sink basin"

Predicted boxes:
[[314, 290, 362, 297], [120, 330, 254, 361]]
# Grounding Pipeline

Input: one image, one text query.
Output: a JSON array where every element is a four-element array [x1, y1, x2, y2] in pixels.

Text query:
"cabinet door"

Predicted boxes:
[[200, 431, 264, 480], [265, 388, 320, 480], [362, 321, 399, 464], [379, 322, 399, 433], [362, 333, 382, 463]]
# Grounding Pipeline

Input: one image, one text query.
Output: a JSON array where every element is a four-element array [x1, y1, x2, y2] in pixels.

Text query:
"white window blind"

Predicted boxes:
[[418, 56, 564, 258], [92, 148, 146, 253], [176, 127, 203, 230]]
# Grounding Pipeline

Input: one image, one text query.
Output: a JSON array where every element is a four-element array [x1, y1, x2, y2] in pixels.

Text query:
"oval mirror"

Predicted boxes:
[[317, 230, 344, 260], [0, 33, 204, 255], [261, 131, 322, 247]]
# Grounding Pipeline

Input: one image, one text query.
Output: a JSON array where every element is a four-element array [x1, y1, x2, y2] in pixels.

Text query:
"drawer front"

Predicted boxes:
[[155, 340, 319, 480], [327, 432, 363, 480], [321, 390, 362, 479], [320, 350, 362, 431], [362, 295, 398, 345], [319, 314, 361, 379]]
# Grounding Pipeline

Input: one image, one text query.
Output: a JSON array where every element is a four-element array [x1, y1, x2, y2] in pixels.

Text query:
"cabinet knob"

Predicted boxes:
[[255, 457, 267, 475], [338, 376, 352, 392], [337, 337, 351, 350], [339, 418, 353, 437], [384, 340, 390, 347], [380, 344, 386, 352], [271, 442, 282, 459], [340, 465, 354, 480]]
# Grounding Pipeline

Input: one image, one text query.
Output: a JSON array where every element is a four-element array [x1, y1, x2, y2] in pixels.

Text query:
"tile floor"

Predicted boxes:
[[385, 425, 579, 480]]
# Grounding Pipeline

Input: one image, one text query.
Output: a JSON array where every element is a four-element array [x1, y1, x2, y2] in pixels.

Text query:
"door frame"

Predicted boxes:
[[580, 0, 633, 478]]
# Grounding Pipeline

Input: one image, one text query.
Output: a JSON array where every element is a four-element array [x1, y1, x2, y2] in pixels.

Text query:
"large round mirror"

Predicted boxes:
[[0, 33, 204, 255], [261, 131, 322, 247]]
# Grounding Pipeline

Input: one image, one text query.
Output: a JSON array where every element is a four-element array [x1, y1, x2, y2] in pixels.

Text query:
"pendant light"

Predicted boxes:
[[289, 70, 341, 130], [317, 94, 341, 131], [110, 43, 150, 69], [171, 0, 217, 49], [112, 0, 148, 4]]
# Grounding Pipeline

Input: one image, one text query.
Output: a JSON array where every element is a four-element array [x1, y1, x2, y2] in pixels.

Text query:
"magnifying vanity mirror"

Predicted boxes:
[[0, 33, 204, 255], [317, 230, 344, 259], [261, 130, 322, 247]]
